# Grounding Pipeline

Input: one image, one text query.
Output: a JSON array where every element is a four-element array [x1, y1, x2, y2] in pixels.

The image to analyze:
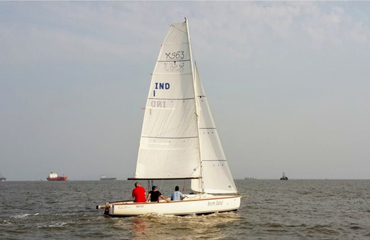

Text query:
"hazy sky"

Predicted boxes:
[[1, 1, 369, 181]]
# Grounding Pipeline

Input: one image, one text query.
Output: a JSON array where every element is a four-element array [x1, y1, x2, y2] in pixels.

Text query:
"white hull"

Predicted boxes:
[[105, 195, 241, 217]]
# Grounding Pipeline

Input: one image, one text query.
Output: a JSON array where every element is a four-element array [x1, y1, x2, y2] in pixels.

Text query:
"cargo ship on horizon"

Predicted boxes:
[[100, 176, 116, 181], [47, 172, 67, 181]]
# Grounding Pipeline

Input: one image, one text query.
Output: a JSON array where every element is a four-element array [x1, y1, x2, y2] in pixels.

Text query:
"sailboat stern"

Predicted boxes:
[[104, 205, 110, 215]]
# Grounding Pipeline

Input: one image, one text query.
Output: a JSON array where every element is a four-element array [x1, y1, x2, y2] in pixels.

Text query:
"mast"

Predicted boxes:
[[185, 17, 204, 193]]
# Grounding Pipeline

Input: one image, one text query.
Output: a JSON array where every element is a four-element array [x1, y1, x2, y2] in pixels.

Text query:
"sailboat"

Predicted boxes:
[[0, 173, 6, 182], [98, 18, 241, 217]]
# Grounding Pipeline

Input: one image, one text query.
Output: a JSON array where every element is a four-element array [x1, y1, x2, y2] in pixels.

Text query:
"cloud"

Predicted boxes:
[[1, 27, 126, 65], [301, 4, 369, 44], [1, 2, 369, 66], [349, 21, 368, 44]]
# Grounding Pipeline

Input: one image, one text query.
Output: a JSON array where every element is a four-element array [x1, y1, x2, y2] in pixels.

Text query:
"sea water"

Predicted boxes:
[[1, 180, 369, 239]]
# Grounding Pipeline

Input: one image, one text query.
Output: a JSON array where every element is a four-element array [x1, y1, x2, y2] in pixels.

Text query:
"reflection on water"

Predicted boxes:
[[116, 212, 241, 240], [132, 217, 146, 234]]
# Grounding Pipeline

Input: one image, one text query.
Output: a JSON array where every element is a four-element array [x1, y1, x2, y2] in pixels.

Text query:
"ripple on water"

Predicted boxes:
[[2, 180, 370, 239]]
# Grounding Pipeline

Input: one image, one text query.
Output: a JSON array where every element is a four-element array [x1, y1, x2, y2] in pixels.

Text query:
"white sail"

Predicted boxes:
[[191, 66, 238, 194], [133, 21, 201, 179], [133, 19, 238, 194]]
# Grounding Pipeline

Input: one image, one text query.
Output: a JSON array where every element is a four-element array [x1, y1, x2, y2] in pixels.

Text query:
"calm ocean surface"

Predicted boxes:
[[1, 180, 369, 239]]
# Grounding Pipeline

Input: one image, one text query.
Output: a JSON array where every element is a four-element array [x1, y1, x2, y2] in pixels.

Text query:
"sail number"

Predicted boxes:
[[164, 62, 184, 72], [150, 100, 166, 108], [164, 51, 185, 72], [165, 51, 185, 60], [152, 82, 170, 107], [207, 200, 223, 207], [155, 82, 170, 90]]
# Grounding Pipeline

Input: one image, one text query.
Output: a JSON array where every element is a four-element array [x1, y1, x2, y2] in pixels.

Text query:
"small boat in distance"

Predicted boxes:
[[0, 173, 6, 181], [47, 172, 67, 181], [280, 172, 288, 180], [245, 177, 257, 180], [100, 176, 117, 181]]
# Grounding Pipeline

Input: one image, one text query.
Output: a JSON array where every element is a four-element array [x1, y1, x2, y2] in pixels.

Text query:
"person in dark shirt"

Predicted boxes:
[[146, 185, 169, 203]]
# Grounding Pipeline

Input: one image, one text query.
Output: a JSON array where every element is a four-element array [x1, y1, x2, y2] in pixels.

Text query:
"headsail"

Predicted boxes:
[[191, 65, 238, 194], [133, 20, 201, 179]]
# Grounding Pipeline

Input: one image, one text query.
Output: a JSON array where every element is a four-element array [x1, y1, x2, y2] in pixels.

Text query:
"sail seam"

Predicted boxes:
[[157, 60, 190, 63], [152, 73, 192, 75], [162, 42, 188, 45], [148, 97, 194, 100], [141, 136, 198, 139]]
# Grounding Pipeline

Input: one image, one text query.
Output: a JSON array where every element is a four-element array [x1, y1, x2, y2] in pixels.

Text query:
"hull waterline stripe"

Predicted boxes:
[[109, 209, 238, 218]]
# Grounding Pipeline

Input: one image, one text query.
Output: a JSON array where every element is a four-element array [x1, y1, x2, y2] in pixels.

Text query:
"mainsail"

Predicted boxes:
[[132, 19, 238, 194], [134, 20, 201, 179]]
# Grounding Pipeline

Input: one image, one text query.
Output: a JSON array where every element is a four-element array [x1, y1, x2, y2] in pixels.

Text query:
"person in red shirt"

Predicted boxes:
[[132, 182, 146, 203]]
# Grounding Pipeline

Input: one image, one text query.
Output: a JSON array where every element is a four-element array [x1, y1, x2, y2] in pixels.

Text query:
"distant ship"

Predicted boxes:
[[280, 172, 288, 180], [244, 177, 257, 180], [47, 172, 67, 181], [0, 173, 6, 181], [100, 176, 117, 181]]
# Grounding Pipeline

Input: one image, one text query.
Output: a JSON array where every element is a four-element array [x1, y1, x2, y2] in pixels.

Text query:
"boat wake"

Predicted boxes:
[[11, 213, 39, 219], [37, 222, 69, 228]]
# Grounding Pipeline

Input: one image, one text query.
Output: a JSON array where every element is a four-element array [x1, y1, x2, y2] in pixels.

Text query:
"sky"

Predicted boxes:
[[1, 1, 370, 181]]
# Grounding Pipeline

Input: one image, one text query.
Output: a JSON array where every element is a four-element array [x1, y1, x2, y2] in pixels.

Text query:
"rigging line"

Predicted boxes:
[[159, 179, 163, 192], [185, 17, 203, 194]]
